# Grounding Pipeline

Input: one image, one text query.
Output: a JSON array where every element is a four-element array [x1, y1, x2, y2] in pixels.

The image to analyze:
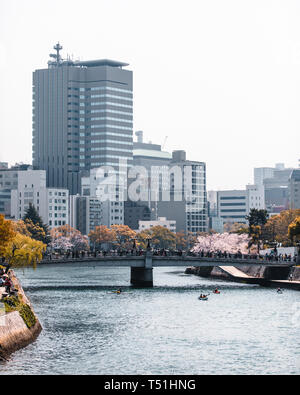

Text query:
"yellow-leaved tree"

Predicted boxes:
[[138, 226, 177, 250], [110, 225, 137, 249], [264, 209, 300, 246], [288, 216, 300, 243], [0, 214, 16, 257], [4, 233, 46, 269], [89, 225, 117, 249]]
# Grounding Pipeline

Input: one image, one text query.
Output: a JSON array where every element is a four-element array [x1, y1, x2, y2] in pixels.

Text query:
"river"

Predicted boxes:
[[0, 263, 299, 375]]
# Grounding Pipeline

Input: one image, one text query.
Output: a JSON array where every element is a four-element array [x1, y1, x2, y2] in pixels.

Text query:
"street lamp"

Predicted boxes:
[[146, 236, 152, 251], [296, 241, 300, 265], [132, 237, 137, 250]]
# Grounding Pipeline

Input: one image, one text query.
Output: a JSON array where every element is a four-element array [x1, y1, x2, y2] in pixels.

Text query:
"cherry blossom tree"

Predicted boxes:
[[50, 225, 89, 252], [192, 232, 252, 254]]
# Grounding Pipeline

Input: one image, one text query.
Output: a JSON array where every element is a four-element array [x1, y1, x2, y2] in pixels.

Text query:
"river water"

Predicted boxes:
[[0, 263, 299, 375]]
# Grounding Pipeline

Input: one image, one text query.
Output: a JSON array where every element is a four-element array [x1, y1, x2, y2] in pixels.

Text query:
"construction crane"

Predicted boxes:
[[162, 136, 168, 150]]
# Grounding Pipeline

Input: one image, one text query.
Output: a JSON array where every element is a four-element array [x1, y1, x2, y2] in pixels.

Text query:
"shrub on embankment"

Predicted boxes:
[[2, 294, 37, 329]]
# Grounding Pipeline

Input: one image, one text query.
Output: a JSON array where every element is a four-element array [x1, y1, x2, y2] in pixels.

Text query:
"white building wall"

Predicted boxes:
[[246, 184, 265, 211], [138, 217, 176, 232], [217, 190, 248, 224], [11, 170, 68, 229]]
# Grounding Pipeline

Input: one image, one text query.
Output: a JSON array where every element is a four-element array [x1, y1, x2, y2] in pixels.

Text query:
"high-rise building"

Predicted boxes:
[[289, 169, 300, 209], [124, 131, 172, 228], [69, 195, 102, 235], [253, 163, 295, 214], [32, 43, 133, 195], [125, 134, 207, 234], [155, 150, 207, 234]]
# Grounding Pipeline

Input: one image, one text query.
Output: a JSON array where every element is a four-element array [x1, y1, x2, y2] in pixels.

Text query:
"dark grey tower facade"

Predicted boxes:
[[32, 43, 133, 194]]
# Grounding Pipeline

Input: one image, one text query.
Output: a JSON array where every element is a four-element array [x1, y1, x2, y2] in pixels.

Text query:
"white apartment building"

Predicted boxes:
[[11, 170, 69, 229], [138, 217, 176, 232], [0, 163, 32, 216], [217, 184, 265, 227]]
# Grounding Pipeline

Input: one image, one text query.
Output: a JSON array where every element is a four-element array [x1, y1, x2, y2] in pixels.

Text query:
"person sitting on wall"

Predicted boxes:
[[0, 276, 5, 287], [3, 276, 12, 294]]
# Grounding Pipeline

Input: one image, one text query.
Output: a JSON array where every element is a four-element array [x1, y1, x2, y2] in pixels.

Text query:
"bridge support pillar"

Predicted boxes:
[[131, 251, 153, 287], [130, 267, 153, 287]]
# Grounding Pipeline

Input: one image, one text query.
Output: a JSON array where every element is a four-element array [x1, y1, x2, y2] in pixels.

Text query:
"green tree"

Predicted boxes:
[[23, 203, 50, 244], [245, 209, 269, 249], [247, 225, 262, 253], [245, 209, 269, 228]]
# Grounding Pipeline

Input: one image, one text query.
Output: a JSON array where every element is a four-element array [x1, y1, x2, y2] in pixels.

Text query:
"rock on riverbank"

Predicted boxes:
[[0, 270, 42, 360]]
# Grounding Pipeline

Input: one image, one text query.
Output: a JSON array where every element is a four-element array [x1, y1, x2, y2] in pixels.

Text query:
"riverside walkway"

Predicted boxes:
[[219, 266, 257, 279], [40, 253, 296, 287]]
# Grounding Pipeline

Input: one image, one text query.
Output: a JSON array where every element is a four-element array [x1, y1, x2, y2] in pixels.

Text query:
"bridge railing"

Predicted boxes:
[[40, 250, 297, 265]]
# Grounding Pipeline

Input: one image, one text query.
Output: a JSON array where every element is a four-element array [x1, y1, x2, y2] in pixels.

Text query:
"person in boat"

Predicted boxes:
[[277, 288, 282, 293], [214, 288, 219, 293]]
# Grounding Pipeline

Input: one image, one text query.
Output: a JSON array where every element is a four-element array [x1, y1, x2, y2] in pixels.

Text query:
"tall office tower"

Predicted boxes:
[[289, 169, 300, 209], [32, 43, 133, 195]]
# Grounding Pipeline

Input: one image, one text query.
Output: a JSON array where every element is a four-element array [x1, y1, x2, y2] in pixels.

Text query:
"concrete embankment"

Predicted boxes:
[[185, 265, 300, 290], [0, 270, 42, 360]]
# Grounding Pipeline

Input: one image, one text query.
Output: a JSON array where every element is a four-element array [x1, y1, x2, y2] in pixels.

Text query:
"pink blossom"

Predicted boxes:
[[192, 232, 251, 254]]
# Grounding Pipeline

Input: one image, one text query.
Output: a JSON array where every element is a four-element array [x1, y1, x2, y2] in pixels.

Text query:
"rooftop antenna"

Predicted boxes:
[[49, 42, 63, 66], [162, 136, 168, 150]]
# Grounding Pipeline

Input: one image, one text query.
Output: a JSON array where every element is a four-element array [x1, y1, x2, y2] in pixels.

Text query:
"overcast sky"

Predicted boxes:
[[0, 0, 299, 190]]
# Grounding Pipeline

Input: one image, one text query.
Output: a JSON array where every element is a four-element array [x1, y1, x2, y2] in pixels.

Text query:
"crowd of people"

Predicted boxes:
[[189, 249, 297, 262], [43, 247, 186, 260], [0, 265, 18, 298], [42, 247, 298, 263]]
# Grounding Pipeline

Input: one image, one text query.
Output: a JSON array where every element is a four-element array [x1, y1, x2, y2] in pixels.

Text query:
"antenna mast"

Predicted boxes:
[[48, 42, 63, 67]]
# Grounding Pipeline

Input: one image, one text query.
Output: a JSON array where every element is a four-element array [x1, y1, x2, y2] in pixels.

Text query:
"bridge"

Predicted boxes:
[[41, 252, 296, 287]]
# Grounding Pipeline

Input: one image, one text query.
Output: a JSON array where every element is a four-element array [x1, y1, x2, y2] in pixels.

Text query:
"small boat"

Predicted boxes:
[[213, 291, 220, 294], [198, 296, 208, 301]]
